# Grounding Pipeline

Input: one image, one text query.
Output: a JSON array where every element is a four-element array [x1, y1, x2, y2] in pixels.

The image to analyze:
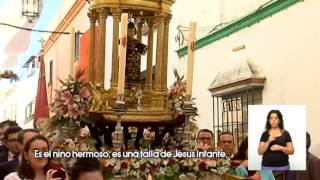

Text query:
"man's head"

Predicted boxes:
[[127, 22, 137, 38], [0, 120, 18, 144], [197, 129, 214, 146], [71, 158, 104, 180], [4, 126, 22, 155], [218, 132, 235, 156], [306, 132, 311, 151], [18, 129, 40, 146]]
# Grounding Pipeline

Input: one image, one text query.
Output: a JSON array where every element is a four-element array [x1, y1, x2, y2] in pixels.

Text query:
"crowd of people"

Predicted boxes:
[[197, 128, 320, 180], [0, 119, 319, 180], [0, 120, 104, 180]]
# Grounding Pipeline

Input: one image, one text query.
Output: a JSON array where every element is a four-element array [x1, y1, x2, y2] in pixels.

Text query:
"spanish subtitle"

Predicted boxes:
[[34, 150, 226, 159]]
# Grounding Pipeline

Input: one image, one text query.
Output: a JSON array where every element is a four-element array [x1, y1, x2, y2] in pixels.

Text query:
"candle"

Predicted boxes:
[[186, 22, 196, 96], [117, 13, 128, 95]]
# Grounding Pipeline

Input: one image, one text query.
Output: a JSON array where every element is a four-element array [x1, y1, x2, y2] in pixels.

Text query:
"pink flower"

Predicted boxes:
[[79, 126, 90, 138], [205, 159, 217, 167], [70, 111, 79, 120], [62, 90, 74, 105], [79, 87, 90, 99], [78, 106, 86, 116], [68, 107, 79, 119], [54, 91, 61, 101]]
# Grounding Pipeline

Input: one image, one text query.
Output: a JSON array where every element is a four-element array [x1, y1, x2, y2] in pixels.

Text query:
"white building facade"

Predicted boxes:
[[177, 0, 320, 157]]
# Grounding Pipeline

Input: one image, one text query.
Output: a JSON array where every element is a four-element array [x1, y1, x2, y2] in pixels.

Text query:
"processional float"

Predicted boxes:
[[87, 0, 197, 150]]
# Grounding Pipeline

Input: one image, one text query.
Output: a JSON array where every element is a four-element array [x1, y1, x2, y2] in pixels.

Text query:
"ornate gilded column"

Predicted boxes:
[[154, 13, 165, 91], [145, 18, 154, 90], [110, 8, 121, 88], [161, 14, 171, 91], [88, 10, 97, 83], [96, 8, 108, 87], [137, 21, 144, 42]]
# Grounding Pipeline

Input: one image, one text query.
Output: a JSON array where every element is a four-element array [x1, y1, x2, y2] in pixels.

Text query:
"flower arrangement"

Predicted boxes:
[[51, 69, 92, 127], [139, 127, 155, 150], [168, 69, 187, 114], [0, 70, 19, 82], [99, 156, 234, 179]]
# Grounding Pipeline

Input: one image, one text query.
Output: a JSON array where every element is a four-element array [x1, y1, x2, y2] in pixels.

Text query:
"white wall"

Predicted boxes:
[[220, 0, 270, 23], [44, 2, 90, 98], [0, 72, 38, 128], [179, 0, 320, 157]]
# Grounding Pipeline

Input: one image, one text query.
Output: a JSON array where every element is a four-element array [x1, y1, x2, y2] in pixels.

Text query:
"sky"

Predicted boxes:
[[0, 0, 64, 90], [18, 0, 64, 75]]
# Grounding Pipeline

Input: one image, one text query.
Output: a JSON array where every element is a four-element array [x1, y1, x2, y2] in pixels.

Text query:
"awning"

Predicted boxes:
[[208, 60, 266, 96]]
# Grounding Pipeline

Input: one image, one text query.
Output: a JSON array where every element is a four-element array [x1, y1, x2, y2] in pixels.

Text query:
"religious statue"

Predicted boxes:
[[89, 83, 104, 111], [135, 89, 143, 111], [125, 22, 147, 83]]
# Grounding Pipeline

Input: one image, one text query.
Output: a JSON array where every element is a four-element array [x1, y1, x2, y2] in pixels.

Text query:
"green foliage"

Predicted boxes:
[[52, 115, 68, 128]]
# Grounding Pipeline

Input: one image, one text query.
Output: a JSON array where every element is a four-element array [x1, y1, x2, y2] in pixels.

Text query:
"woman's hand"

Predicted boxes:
[[248, 171, 261, 180], [46, 169, 62, 180], [267, 136, 276, 143], [270, 144, 283, 151], [241, 160, 248, 168]]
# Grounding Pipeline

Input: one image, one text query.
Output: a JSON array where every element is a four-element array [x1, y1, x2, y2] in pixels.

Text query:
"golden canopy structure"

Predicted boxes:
[[87, 0, 184, 126], [85, 0, 193, 149]]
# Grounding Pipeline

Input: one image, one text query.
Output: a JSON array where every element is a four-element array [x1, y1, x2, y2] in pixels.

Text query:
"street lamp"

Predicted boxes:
[[22, 0, 40, 22]]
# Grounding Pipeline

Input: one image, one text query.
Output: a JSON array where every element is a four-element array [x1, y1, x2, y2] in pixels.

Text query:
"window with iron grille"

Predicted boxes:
[[74, 31, 81, 61], [25, 100, 35, 124], [212, 88, 262, 149], [49, 60, 53, 84]]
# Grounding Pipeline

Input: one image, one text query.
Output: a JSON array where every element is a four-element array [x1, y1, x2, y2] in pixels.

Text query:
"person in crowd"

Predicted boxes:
[[233, 137, 275, 180], [0, 126, 22, 179], [258, 110, 294, 170], [218, 131, 235, 157], [0, 121, 18, 145], [286, 132, 320, 180], [17, 129, 40, 147], [70, 158, 104, 180], [232, 137, 248, 167], [4, 135, 67, 180], [16, 129, 41, 165], [197, 129, 214, 148], [0, 120, 18, 161]]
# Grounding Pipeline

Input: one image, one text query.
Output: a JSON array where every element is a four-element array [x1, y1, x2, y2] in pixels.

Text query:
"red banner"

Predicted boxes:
[[33, 55, 50, 128]]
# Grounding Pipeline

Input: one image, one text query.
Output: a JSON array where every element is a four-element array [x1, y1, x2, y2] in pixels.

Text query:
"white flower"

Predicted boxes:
[[179, 174, 187, 180], [133, 161, 140, 169], [162, 159, 169, 166], [74, 95, 81, 102]]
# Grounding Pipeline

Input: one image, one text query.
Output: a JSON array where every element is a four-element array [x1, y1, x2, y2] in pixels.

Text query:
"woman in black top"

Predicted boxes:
[[258, 110, 294, 170]]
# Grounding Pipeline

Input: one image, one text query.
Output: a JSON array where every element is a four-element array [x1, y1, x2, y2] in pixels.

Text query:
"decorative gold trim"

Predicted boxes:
[[91, 0, 175, 14], [95, 8, 108, 86], [88, 9, 97, 83], [102, 110, 176, 122], [145, 18, 154, 90], [110, 8, 121, 88]]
